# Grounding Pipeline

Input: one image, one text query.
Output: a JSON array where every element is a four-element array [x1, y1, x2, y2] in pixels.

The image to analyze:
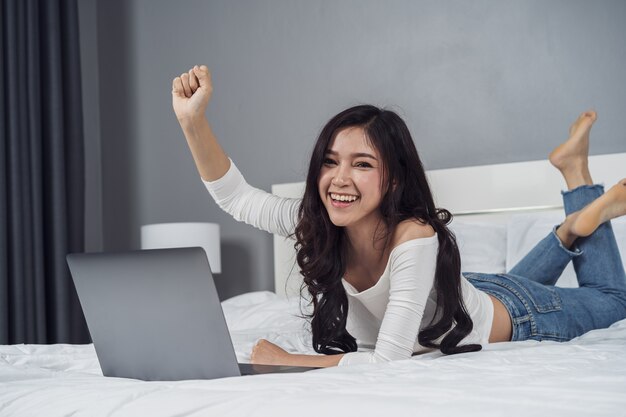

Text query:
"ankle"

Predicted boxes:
[[555, 222, 577, 249], [561, 167, 593, 190]]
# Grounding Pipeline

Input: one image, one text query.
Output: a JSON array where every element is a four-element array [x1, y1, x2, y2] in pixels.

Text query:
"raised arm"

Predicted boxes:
[[172, 65, 229, 181], [172, 66, 300, 237]]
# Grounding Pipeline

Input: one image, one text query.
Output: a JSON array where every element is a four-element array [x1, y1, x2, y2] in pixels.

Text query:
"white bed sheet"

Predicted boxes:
[[1, 291, 625, 417]]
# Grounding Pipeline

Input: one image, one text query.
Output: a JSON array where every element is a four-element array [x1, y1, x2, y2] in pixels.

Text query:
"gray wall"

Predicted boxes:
[[89, 0, 626, 300]]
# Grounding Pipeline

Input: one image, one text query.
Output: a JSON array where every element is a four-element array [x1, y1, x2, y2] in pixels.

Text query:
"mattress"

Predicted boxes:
[[1, 291, 625, 417]]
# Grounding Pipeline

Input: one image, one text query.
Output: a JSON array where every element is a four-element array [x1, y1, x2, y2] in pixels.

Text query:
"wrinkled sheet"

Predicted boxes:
[[1, 291, 625, 417]]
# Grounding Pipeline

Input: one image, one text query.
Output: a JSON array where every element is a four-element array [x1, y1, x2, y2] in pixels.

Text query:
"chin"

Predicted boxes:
[[329, 218, 348, 227], [324, 209, 348, 227], [327, 213, 354, 228]]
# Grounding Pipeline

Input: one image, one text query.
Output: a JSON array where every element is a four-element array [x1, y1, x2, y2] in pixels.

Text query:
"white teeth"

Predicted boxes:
[[330, 193, 359, 202]]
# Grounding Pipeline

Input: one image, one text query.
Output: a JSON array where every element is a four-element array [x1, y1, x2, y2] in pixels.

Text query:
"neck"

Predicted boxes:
[[344, 219, 388, 264]]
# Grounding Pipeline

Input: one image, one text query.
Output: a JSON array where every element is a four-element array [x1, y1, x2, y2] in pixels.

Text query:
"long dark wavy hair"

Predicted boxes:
[[294, 105, 481, 356]]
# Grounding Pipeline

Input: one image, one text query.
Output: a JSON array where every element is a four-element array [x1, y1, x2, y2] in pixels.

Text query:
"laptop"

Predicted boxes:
[[66, 247, 320, 380]]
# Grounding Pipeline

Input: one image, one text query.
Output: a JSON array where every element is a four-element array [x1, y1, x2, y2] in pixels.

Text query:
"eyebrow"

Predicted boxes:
[[325, 150, 378, 161]]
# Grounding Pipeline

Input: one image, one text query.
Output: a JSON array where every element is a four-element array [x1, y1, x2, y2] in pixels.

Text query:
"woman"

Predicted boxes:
[[172, 65, 626, 367]]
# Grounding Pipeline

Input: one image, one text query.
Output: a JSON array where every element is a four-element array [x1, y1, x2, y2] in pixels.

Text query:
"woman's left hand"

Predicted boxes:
[[251, 339, 292, 365]]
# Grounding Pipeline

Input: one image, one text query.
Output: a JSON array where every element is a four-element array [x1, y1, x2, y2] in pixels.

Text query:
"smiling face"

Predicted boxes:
[[318, 126, 385, 230]]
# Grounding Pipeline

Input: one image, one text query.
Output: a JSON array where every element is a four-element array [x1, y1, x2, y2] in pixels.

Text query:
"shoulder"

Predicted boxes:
[[386, 220, 438, 282], [391, 218, 436, 248], [387, 219, 438, 283]]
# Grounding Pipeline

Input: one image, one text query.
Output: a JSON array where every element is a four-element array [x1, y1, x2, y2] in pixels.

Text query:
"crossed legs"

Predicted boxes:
[[509, 110, 626, 291], [550, 111, 626, 247]]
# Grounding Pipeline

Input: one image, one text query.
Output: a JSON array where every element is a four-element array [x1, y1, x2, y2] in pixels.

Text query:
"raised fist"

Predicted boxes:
[[172, 65, 212, 122]]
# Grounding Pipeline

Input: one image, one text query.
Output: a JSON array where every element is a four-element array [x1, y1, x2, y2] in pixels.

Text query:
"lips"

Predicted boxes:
[[329, 192, 359, 208], [329, 192, 360, 202]]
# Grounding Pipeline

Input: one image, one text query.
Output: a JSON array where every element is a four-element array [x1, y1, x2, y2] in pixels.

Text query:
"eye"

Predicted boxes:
[[355, 161, 372, 168], [323, 158, 337, 166]]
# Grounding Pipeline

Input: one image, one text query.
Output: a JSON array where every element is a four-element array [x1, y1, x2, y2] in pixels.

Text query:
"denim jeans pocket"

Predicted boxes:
[[466, 272, 566, 341], [495, 274, 563, 314]]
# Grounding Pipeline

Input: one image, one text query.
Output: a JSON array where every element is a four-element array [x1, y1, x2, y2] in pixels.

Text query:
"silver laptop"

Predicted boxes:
[[66, 247, 320, 381]]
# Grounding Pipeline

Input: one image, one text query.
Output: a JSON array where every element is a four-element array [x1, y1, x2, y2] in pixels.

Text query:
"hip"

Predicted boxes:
[[464, 272, 626, 342]]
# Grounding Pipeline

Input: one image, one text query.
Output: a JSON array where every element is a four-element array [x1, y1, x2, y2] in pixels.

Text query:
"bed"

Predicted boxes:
[[2, 153, 626, 417]]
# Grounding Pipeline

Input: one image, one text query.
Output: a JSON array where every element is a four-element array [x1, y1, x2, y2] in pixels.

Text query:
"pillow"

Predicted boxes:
[[506, 211, 626, 288], [449, 220, 507, 274]]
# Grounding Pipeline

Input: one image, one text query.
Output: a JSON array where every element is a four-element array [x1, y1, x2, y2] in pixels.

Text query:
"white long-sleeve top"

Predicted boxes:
[[203, 160, 494, 366]]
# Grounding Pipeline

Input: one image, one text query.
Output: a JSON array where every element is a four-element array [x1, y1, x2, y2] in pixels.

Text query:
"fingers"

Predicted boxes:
[[180, 73, 192, 97], [193, 65, 212, 90], [172, 73, 191, 98], [172, 65, 211, 99], [250, 339, 262, 362], [252, 339, 271, 362], [254, 339, 268, 348], [172, 76, 185, 97], [188, 68, 199, 92]]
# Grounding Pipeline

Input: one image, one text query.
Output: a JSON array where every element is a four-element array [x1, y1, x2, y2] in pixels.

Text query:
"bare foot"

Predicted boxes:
[[571, 179, 626, 237], [549, 110, 597, 189]]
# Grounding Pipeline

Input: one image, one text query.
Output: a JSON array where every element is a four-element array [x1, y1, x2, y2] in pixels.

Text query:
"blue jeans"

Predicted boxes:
[[465, 185, 626, 342]]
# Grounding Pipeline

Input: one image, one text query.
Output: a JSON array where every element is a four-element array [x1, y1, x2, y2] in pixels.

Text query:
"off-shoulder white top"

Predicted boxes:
[[203, 160, 493, 366]]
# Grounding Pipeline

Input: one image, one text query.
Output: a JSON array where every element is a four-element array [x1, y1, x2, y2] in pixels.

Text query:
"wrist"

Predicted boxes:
[[177, 113, 208, 130], [289, 353, 343, 368]]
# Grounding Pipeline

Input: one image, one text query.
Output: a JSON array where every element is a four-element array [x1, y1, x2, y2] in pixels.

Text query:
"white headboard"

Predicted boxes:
[[272, 152, 626, 298]]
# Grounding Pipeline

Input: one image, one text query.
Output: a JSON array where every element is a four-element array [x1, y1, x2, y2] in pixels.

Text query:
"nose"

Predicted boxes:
[[331, 164, 350, 186]]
